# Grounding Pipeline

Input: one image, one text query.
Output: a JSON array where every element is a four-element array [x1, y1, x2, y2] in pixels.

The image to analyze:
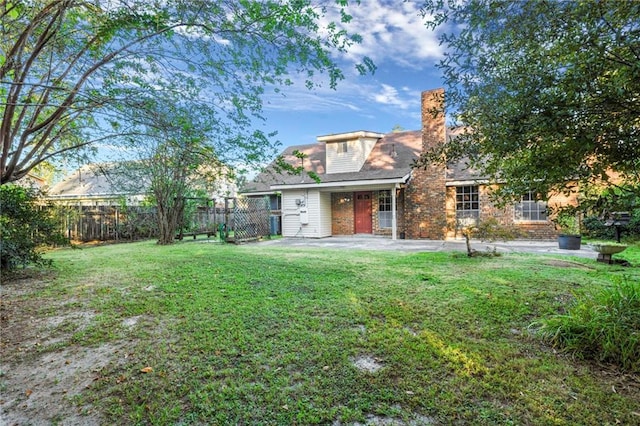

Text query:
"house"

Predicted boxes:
[[47, 162, 237, 207], [46, 163, 149, 207], [15, 173, 47, 190], [242, 88, 567, 240]]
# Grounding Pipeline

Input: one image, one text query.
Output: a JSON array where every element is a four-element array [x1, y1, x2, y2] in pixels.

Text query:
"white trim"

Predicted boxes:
[[240, 191, 278, 196], [446, 179, 490, 186], [317, 131, 384, 142], [391, 184, 398, 240], [270, 177, 407, 191]]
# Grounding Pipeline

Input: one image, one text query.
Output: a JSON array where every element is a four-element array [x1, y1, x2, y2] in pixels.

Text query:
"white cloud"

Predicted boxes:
[[322, 0, 444, 69], [261, 2, 444, 131], [372, 84, 407, 108], [263, 77, 364, 113]]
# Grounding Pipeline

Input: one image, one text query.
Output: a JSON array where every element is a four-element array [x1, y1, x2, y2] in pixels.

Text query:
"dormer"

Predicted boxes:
[[317, 131, 384, 174]]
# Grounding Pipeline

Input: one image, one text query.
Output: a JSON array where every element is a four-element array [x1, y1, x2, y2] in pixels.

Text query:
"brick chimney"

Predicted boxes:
[[404, 88, 448, 239]]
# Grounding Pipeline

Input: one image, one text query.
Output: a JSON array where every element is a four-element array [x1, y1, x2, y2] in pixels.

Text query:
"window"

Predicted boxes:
[[455, 185, 479, 225], [378, 190, 392, 229], [337, 141, 348, 154], [269, 194, 281, 211], [515, 191, 547, 221]]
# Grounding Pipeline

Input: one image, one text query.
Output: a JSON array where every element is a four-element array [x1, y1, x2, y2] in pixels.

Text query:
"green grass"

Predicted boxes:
[[538, 276, 640, 372], [23, 241, 640, 424]]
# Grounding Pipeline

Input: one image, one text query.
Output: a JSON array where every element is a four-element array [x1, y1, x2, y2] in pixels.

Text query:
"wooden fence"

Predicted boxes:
[[52, 205, 232, 243], [53, 205, 157, 242], [50, 197, 275, 243]]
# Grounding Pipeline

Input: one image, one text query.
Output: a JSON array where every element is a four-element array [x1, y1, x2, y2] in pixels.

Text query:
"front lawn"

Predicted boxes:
[[2, 240, 639, 425]]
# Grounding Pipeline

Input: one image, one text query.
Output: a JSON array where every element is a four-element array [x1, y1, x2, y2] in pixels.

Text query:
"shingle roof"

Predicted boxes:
[[242, 130, 423, 193], [446, 158, 484, 182], [242, 128, 487, 193], [47, 163, 148, 198]]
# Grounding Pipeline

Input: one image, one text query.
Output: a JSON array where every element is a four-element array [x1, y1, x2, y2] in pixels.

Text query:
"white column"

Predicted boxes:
[[391, 185, 397, 240]]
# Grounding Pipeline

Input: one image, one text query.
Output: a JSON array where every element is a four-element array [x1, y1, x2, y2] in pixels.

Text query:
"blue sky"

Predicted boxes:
[[91, 1, 445, 171], [258, 1, 445, 149]]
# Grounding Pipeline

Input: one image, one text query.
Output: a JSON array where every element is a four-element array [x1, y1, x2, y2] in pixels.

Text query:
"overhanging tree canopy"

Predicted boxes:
[[1, 0, 374, 184], [419, 0, 640, 202]]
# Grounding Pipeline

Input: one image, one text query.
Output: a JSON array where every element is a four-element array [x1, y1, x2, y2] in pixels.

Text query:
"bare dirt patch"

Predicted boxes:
[[543, 259, 595, 270], [0, 273, 126, 425], [352, 355, 384, 373], [1, 343, 127, 425]]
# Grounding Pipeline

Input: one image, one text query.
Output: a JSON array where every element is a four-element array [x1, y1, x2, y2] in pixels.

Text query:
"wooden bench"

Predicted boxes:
[[175, 231, 216, 240]]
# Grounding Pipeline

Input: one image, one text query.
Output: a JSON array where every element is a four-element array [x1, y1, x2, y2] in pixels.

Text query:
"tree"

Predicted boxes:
[[113, 96, 226, 245], [0, 184, 67, 271], [1, 0, 374, 184], [418, 0, 640, 203]]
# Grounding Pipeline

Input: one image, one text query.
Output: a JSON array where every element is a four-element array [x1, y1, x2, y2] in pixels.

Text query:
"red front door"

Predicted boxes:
[[354, 191, 373, 234]]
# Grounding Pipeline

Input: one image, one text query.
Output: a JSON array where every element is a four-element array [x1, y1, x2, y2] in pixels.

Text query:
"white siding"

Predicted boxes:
[[281, 189, 330, 238], [282, 190, 305, 237], [318, 192, 332, 237], [326, 137, 378, 174]]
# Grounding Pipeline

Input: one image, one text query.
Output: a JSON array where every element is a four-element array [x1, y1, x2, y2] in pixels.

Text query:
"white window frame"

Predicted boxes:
[[378, 190, 392, 229], [455, 185, 480, 227], [515, 191, 548, 222]]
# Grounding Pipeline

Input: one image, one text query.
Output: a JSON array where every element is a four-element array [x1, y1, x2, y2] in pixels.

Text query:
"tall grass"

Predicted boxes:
[[538, 277, 640, 372]]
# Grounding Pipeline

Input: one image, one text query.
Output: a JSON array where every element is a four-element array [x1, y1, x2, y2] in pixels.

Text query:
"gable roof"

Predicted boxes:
[[243, 130, 423, 193], [242, 127, 490, 194], [47, 163, 149, 200], [48, 161, 239, 203]]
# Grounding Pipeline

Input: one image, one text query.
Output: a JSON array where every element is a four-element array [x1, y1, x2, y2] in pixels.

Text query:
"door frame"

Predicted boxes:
[[354, 191, 373, 234]]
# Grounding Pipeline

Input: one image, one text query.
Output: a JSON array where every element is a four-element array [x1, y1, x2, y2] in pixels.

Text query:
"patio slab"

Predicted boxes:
[[258, 236, 599, 259]]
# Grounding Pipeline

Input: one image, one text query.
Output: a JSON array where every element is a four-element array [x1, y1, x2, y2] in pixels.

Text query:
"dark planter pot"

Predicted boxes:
[[558, 234, 582, 250]]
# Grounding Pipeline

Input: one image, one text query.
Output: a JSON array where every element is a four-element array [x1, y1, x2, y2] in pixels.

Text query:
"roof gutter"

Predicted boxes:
[[237, 190, 279, 196], [270, 176, 409, 191]]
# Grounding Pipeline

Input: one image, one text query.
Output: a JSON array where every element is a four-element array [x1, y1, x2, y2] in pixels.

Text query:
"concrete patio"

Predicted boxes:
[[258, 235, 599, 259]]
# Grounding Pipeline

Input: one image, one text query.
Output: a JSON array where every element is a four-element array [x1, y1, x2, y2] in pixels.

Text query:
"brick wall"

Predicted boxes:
[[331, 190, 407, 237], [331, 192, 354, 235], [404, 89, 448, 239], [445, 185, 559, 240], [393, 189, 406, 238]]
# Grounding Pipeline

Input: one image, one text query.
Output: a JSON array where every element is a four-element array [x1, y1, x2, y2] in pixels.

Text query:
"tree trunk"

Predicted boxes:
[[462, 228, 476, 257], [156, 197, 185, 245]]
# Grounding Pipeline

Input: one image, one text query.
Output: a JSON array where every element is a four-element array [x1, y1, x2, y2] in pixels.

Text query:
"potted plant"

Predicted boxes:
[[554, 208, 582, 250]]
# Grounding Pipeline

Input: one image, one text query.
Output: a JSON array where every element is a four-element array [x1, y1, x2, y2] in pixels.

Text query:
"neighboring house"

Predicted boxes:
[[15, 173, 47, 190], [47, 162, 238, 207], [242, 88, 571, 240], [46, 163, 149, 207]]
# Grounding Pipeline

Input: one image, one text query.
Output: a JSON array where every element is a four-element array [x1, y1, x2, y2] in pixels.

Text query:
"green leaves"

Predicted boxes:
[[420, 0, 640, 201], [1, 0, 372, 185], [0, 185, 68, 271]]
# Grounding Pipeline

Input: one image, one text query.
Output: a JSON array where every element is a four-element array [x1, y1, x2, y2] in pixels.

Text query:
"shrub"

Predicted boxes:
[[0, 185, 68, 272], [537, 278, 640, 373], [583, 212, 640, 242], [582, 215, 616, 239], [627, 209, 640, 240]]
